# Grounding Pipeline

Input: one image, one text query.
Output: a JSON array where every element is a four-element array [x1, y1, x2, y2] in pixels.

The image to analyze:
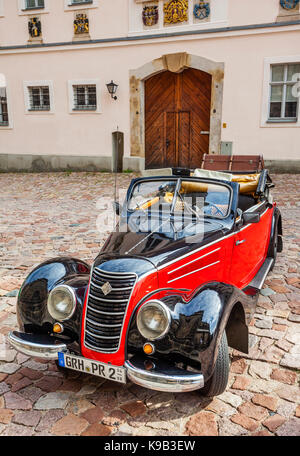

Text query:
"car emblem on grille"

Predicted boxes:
[[101, 281, 113, 296]]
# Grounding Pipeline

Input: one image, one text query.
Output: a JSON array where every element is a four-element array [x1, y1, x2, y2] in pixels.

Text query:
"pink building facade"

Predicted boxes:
[[0, 0, 300, 172]]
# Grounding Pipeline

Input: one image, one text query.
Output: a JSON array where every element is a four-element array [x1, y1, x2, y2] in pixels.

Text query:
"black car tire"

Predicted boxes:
[[270, 222, 278, 271], [199, 331, 230, 397]]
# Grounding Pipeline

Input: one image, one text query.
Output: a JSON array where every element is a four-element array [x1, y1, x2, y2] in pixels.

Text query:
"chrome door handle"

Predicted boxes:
[[236, 239, 246, 246], [200, 131, 210, 135]]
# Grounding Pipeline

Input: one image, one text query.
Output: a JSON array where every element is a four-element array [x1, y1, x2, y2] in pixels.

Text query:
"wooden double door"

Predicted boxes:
[[145, 68, 212, 169]]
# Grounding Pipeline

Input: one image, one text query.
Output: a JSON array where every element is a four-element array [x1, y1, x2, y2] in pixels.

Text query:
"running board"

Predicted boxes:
[[247, 257, 274, 291]]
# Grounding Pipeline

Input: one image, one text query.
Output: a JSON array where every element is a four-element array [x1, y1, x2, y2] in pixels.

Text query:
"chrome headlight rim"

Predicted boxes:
[[136, 299, 171, 341], [47, 285, 77, 322]]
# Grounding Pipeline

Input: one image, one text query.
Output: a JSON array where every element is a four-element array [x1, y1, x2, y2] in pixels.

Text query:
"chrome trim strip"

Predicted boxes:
[[125, 360, 204, 393], [89, 293, 128, 303], [93, 267, 136, 278], [86, 318, 122, 328], [85, 329, 120, 340], [167, 260, 221, 284], [157, 232, 236, 271], [240, 208, 269, 232], [167, 247, 221, 275], [157, 205, 271, 273], [7, 332, 67, 360], [244, 201, 265, 213], [90, 281, 132, 292], [84, 341, 117, 353], [87, 304, 124, 316]]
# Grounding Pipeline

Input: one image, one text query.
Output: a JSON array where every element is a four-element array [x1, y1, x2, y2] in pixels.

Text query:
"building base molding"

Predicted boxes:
[[0, 154, 115, 173], [0, 154, 299, 173], [0, 154, 146, 173]]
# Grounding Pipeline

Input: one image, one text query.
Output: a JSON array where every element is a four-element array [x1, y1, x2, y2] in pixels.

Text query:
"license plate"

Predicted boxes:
[[57, 352, 126, 384]]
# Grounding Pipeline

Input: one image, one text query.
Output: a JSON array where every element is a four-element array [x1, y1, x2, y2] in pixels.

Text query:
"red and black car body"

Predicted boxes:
[[9, 167, 282, 396]]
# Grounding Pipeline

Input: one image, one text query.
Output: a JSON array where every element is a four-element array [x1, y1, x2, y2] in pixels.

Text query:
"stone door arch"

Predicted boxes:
[[130, 52, 224, 169]]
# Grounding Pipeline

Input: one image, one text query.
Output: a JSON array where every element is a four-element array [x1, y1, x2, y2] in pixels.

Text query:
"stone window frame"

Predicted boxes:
[[67, 79, 102, 114], [0, 0, 4, 17], [64, 0, 99, 12], [0, 75, 13, 130], [261, 55, 300, 128], [24, 81, 55, 114], [129, 0, 229, 37], [18, 0, 49, 15]]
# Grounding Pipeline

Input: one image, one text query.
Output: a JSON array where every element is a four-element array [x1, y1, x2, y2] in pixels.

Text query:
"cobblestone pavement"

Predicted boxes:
[[0, 172, 299, 437]]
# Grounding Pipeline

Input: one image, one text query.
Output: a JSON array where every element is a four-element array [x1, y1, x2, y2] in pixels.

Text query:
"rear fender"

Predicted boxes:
[[268, 207, 283, 255]]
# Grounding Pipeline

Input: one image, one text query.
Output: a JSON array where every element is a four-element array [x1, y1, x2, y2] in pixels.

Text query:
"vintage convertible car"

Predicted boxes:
[[8, 165, 282, 397]]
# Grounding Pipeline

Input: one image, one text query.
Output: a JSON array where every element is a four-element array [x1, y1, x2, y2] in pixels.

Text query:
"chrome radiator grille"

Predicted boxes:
[[84, 267, 137, 353]]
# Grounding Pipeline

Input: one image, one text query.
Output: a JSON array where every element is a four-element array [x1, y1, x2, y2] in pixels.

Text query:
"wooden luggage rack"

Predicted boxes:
[[200, 154, 265, 173]]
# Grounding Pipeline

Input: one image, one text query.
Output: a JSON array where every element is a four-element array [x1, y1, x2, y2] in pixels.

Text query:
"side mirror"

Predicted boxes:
[[113, 202, 122, 216], [243, 212, 260, 224]]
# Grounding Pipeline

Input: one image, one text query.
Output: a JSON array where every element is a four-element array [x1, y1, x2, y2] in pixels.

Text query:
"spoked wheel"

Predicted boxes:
[[199, 331, 230, 397]]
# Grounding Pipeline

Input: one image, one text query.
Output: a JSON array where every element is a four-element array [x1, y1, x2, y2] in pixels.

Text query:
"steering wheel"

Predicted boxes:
[[204, 202, 224, 217]]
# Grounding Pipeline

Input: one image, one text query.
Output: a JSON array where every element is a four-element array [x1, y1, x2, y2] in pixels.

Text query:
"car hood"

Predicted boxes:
[[97, 219, 230, 270]]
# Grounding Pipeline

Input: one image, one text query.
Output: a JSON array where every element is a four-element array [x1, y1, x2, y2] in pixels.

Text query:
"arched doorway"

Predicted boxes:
[[129, 53, 224, 171], [145, 68, 212, 169]]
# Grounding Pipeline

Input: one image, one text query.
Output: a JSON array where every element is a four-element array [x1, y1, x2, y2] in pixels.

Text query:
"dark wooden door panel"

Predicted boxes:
[[166, 112, 177, 168], [145, 68, 211, 169], [145, 112, 165, 168], [178, 111, 190, 168]]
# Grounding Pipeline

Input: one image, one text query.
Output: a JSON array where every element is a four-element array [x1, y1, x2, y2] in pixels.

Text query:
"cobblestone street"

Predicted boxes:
[[0, 172, 299, 436]]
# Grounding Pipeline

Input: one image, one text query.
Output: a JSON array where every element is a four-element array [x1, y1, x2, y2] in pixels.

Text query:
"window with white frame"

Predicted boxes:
[[64, 0, 98, 11], [72, 84, 97, 110], [0, 87, 9, 126], [24, 0, 45, 9], [269, 63, 300, 122], [69, 0, 93, 4], [28, 86, 50, 111]]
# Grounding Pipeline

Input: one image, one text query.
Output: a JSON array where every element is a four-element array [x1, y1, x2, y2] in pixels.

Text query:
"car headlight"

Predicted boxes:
[[136, 300, 171, 341], [47, 285, 76, 322]]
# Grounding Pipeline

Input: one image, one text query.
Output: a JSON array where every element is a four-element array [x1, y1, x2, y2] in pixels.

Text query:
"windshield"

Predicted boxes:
[[128, 179, 231, 220]]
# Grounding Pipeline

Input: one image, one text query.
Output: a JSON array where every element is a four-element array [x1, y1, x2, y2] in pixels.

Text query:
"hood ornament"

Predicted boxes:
[[101, 282, 113, 296]]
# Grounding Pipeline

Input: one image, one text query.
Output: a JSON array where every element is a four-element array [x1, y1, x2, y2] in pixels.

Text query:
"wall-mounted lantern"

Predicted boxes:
[[106, 80, 118, 100]]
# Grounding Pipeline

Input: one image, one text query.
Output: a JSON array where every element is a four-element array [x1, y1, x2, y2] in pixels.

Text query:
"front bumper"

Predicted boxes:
[[8, 331, 67, 360], [8, 331, 204, 393], [125, 356, 204, 393]]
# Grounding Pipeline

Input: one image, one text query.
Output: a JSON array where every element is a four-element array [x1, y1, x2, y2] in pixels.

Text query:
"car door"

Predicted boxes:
[[231, 203, 273, 289]]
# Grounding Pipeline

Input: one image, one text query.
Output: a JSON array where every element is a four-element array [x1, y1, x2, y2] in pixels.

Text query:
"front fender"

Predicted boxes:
[[17, 257, 90, 343], [127, 282, 256, 381]]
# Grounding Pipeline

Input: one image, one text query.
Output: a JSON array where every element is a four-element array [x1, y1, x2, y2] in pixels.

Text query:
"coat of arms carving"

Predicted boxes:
[[74, 13, 89, 35], [164, 0, 188, 24], [142, 6, 159, 26], [194, 2, 210, 20], [280, 0, 299, 9], [28, 17, 42, 38]]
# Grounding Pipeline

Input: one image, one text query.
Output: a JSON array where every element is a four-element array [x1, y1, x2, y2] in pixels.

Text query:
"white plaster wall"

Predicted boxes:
[[0, 27, 300, 161], [0, 0, 293, 47], [0, 1, 299, 162]]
